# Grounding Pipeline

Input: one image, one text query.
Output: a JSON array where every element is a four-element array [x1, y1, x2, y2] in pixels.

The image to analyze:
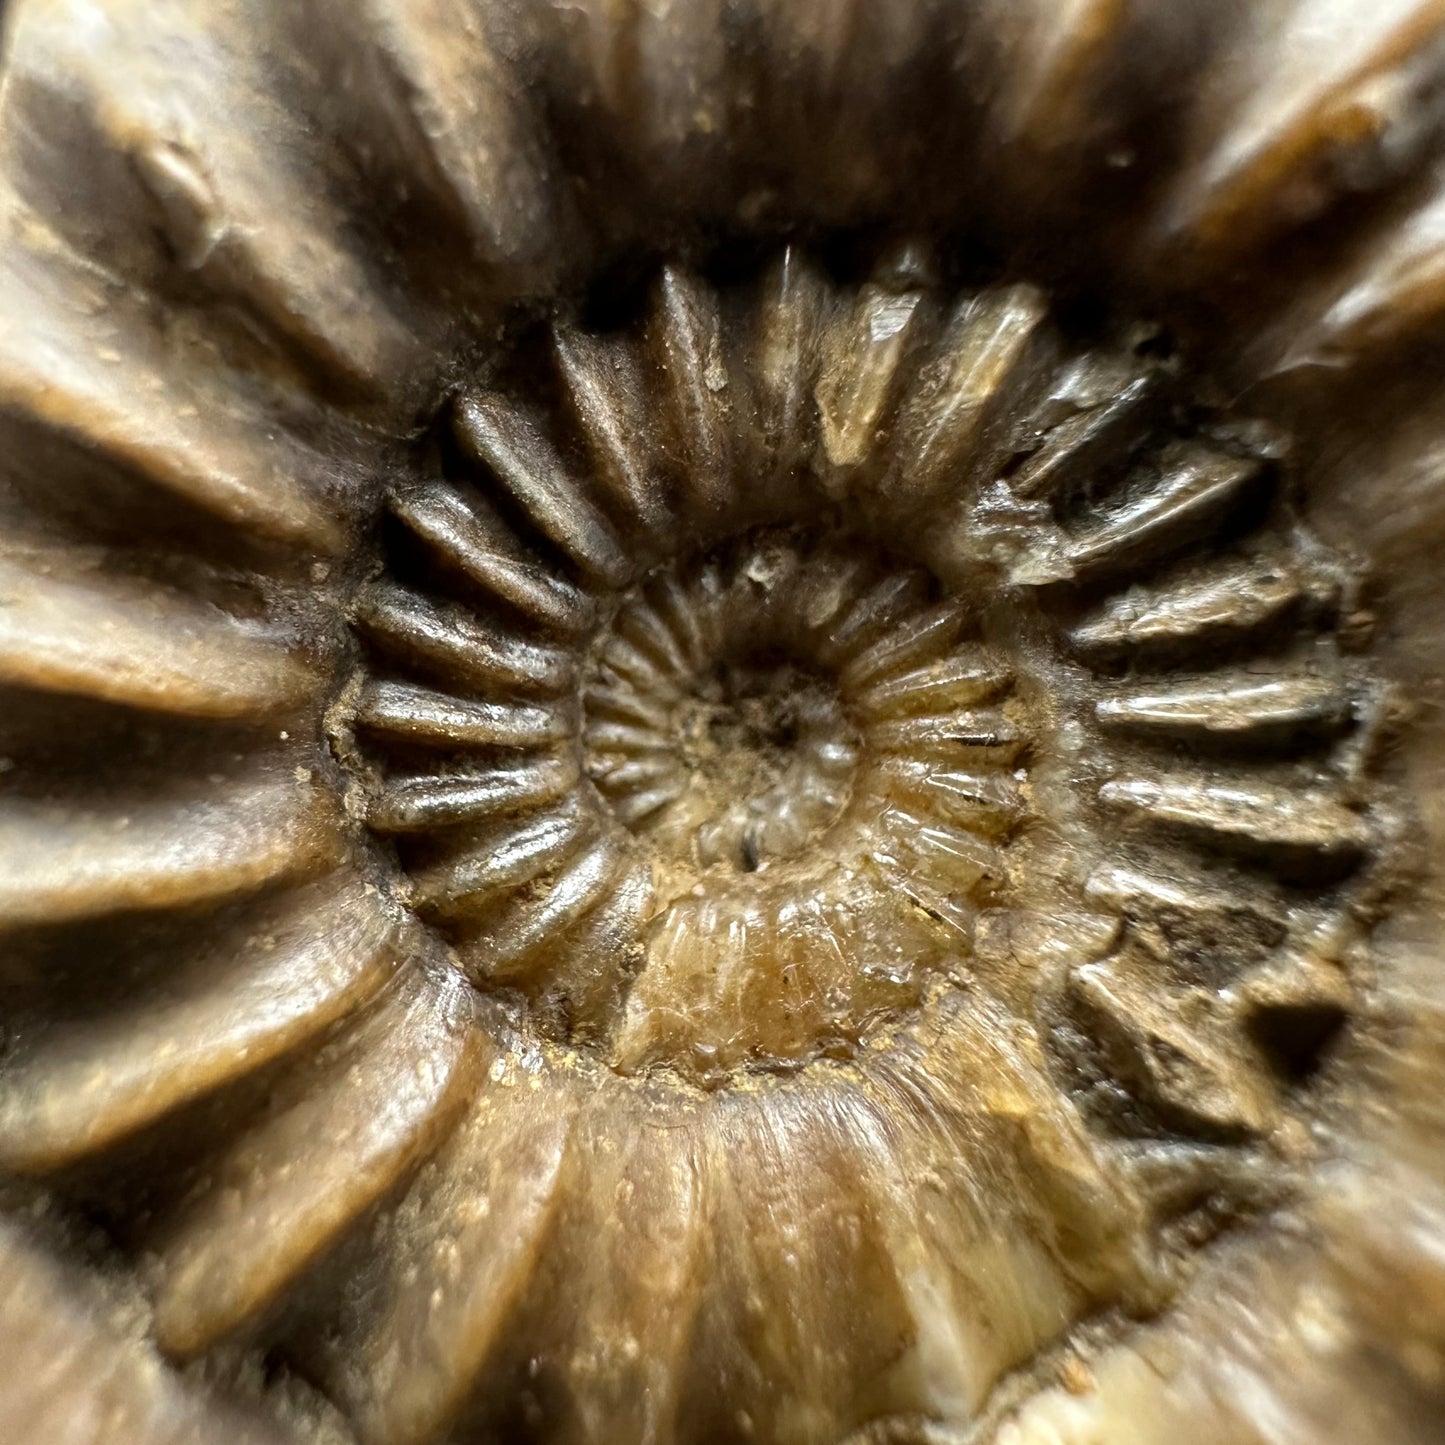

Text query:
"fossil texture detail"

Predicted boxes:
[[0, 3, 1443, 1445], [339, 253, 1388, 1123]]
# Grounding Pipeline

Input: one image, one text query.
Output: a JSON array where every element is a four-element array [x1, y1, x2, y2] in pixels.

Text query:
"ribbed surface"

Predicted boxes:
[[0, 2, 1436, 1442]]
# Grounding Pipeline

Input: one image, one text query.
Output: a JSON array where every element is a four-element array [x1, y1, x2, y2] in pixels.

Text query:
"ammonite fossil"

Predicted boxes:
[[0, 2, 1443, 1442]]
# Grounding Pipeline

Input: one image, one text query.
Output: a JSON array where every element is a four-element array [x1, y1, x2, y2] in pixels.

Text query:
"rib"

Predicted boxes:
[[1096, 672, 1352, 739], [885, 282, 1051, 509], [454, 393, 630, 586], [148, 971, 484, 1357], [649, 265, 733, 523], [388, 483, 596, 635], [463, 835, 625, 984], [313, 1061, 580, 1445], [0, 772, 340, 930], [354, 581, 573, 696], [0, 551, 313, 718], [553, 325, 673, 542], [367, 756, 579, 833], [354, 680, 572, 749], [0, 873, 401, 1171], [413, 805, 595, 918], [1071, 552, 1331, 653], [1100, 775, 1372, 866], [1063, 444, 1263, 579]]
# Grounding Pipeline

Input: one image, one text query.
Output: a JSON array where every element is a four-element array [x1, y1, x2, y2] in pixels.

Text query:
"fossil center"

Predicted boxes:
[[581, 539, 889, 874], [598, 655, 857, 873]]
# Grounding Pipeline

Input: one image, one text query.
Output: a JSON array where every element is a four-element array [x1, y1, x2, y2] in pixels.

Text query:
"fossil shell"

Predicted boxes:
[[0, 2, 1443, 1444]]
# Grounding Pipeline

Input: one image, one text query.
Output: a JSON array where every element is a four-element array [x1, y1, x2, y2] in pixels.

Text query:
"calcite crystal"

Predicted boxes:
[[0, 2, 1443, 1444]]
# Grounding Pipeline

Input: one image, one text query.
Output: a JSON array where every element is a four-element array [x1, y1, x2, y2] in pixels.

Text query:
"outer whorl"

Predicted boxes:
[[0, 3, 1441, 1444]]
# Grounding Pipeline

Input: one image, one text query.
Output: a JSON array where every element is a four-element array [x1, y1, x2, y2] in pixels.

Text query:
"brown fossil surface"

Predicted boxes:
[[0, 1, 1443, 1442]]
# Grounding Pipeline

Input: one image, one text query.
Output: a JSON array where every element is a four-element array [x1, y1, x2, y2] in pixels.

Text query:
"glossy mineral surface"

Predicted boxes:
[[335, 253, 1392, 1120], [1, 3, 1444, 1445]]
